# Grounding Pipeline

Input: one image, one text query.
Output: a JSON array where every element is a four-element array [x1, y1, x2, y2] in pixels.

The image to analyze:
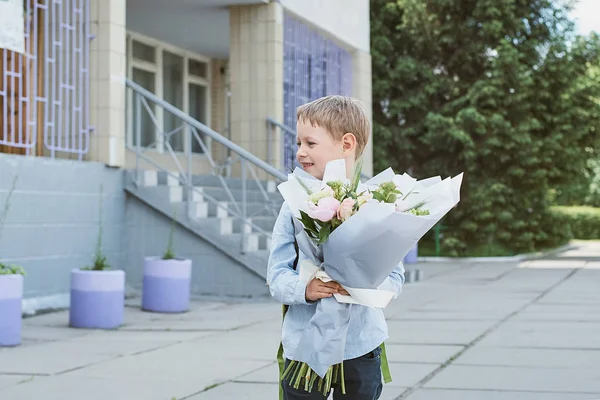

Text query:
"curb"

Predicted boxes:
[[415, 243, 576, 264]]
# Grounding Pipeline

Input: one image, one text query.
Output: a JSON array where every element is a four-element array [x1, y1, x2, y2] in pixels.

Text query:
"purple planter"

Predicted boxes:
[[142, 257, 191, 313], [69, 269, 125, 329], [0, 274, 23, 347], [403, 243, 419, 264]]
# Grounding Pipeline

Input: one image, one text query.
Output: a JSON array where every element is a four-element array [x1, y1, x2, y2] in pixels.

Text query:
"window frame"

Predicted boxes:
[[126, 31, 212, 155]]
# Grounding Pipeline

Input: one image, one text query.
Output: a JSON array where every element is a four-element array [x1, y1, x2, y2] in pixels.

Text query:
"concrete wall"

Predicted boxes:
[[123, 195, 268, 298], [87, 0, 127, 167], [280, 0, 370, 52], [0, 153, 268, 314], [0, 154, 126, 314], [229, 2, 284, 171]]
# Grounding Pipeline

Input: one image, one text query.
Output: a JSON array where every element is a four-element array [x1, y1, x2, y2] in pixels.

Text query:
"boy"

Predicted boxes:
[[267, 95, 405, 399]]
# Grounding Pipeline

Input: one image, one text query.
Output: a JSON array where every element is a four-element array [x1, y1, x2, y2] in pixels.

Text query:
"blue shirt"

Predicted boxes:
[[267, 202, 405, 361]]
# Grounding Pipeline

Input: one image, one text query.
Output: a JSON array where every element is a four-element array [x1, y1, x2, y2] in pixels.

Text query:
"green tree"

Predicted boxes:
[[371, 0, 600, 255], [553, 65, 600, 207]]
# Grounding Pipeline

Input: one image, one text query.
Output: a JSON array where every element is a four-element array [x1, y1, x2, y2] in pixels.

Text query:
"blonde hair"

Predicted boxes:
[[296, 95, 370, 158]]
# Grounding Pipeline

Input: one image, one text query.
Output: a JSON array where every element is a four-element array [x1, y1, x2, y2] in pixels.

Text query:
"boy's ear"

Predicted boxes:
[[342, 133, 357, 153]]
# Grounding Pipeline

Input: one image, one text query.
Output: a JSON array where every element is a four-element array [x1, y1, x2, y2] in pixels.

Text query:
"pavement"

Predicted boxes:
[[1, 240, 600, 400]]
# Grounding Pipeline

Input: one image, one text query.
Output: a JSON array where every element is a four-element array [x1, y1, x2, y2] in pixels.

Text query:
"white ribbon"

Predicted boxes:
[[299, 260, 396, 309]]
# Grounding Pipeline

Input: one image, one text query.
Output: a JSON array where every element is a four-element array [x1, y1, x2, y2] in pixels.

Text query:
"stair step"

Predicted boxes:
[[128, 170, 282, 193], [191, 174, 281, 192], [124, 166, 278, 283], [193, 186, 282, 203], [203, 201, 277, 219], [221, 233, 271, 252], [193, 216, 277, 235], [137, 186, 281, 208]]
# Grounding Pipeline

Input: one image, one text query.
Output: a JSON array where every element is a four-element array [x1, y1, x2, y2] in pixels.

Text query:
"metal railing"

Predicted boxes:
[[267, 117, 298, 173], [0, 0, 92, 158], [126, 79, 286, 254]]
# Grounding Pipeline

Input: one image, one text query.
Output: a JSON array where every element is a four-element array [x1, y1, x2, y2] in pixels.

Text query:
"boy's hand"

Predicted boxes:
[[305, 279, 350, 302]]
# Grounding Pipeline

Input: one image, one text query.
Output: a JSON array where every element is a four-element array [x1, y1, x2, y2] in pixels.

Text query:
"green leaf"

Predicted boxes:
[[350, 158, 364, 193], [298, 211, 320, 240], [318, 223, 332, 245], [372, 191, 385, 202], [299, 211, 318, 232], [294, 175, 313, 195], [0, 263, 25, 276]]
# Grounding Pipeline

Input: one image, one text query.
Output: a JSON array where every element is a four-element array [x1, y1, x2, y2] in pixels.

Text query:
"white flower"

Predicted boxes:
[[309, 186, 335, 204], [357, 192, 373, 207]]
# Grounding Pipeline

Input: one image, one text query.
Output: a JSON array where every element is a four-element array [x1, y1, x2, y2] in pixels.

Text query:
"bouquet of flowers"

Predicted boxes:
[[277, 159, 463, 395]]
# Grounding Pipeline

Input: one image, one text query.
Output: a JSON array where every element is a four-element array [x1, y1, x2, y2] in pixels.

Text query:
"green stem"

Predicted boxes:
[[281, 360, 296, 381], [323, 367, 332, 396], [294, 363, 306, 389], [304, 369, 311, 392], [340, 362, 346, 394], [308, 371, 318, 393]]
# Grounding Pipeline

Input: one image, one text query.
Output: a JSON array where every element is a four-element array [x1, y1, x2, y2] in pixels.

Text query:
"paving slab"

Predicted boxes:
[[520, 260, 588, 269], [386, 320, 493, 345], [1, 374, 191, 400], [187, 382, 408, 400], [513, 303, 600, 322], [387, 362, 440, 388], [0, 374, 36, 390], [187, 382, 279, 400], [453, 347, 600, 369], [183, 327, 282, 362], [234, 362, 278, 383], [3, 243, 600, 400], [384, 344, 463, 364], [64, 338, 272, 385], [380, 387, 408, 400], [424, 364, 600, 393], [477, 320, 600, 349], [20, 313, 94, 344], [587, 261, 600, 269], [0, 330, 214, 375], [424, 264, 514, 283], [405, 388, 600, 400], [119, 302, 281, 332]]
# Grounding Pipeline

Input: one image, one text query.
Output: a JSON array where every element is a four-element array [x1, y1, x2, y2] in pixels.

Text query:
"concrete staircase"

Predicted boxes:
[[124, 170, 283, 281]]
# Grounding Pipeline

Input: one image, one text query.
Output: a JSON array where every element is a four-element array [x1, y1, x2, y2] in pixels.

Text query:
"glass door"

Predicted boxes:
[[131, 67, 156, 148], [188, 83, 207, 154], [162, 50, 184, 152]]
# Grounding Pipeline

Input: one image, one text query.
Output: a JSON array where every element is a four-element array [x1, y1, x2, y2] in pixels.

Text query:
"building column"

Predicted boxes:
[[229, 2, 284, 170], [87, 0, 126, 167], [352, 50, 373, 177]]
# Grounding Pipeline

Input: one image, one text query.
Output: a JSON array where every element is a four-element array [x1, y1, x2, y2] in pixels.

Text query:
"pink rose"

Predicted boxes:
[[337, 198, 356, 222], [308, 196, 340, 222]]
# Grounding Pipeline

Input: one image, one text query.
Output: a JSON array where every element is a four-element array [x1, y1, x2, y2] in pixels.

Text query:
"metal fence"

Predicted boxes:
[[0, 0, 91, 158], [282, 13, 353, 171]]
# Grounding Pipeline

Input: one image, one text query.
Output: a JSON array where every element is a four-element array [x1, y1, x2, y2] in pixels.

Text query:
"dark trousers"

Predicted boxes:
[[281, 347, 383, 400]]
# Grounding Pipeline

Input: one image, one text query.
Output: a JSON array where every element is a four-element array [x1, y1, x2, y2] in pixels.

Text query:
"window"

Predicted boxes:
[[282, 14, 353, 171], [127, 34, 211, 154]]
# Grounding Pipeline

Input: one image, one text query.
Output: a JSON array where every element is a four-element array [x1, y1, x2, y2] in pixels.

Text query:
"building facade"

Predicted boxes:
[[0, 0, 372, 311]]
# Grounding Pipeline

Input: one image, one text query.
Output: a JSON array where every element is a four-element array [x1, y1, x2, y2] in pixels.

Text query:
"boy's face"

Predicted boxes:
[[296, 120, 343, 180]]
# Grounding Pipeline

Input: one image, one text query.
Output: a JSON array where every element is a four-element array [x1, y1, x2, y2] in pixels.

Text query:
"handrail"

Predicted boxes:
[[126, 78, 286, 254], [267, 117, 296, 136], [126, 79, 287, 182]]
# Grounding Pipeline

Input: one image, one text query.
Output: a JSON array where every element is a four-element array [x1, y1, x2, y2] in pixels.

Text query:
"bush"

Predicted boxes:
[[551, 206, 600, 240]]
